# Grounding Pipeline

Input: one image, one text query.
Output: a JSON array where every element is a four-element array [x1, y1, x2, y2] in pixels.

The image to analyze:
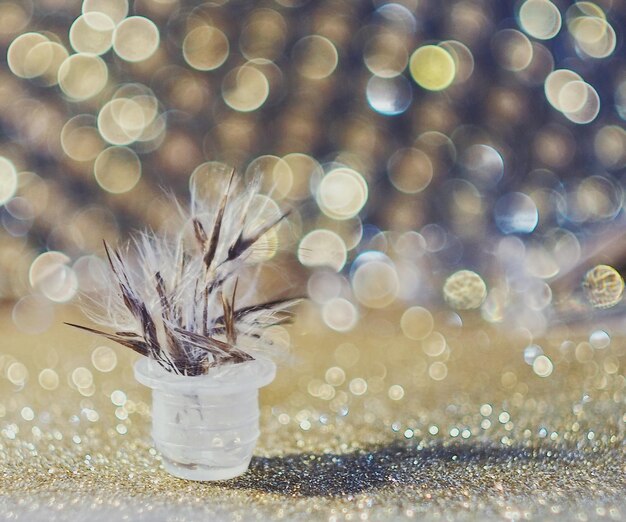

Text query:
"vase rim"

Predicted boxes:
[[133, 356, 276, 394]]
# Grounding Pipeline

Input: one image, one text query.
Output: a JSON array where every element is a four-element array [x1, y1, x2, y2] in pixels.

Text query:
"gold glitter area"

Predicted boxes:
[[0, 304, 624, 520]]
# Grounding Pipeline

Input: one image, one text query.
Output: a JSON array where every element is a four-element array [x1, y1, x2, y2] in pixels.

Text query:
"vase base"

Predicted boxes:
[[162, 456, 251, 481]]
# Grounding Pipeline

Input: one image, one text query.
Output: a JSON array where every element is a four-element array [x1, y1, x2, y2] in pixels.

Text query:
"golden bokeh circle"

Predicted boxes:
[[571, 16, 616, 59], [69, 12, 115, 55], [443, 270, 487, 310], [22, 39, 60, 79], [352, 258, 400, 309], [428, 361, 448, 381], [72, 367, 93, 388], [28, 251, 78, 303], [38, 368, 59, 391], [400, 306, 434, 340], [317, 167, 368, 220], [30, 41, 68, 86], [388, 148, 433, 194], [61, 115, 105, 161], [97, 98, 146, 145], [189, 161, 234, 202], [58, 53, 108, 100], [364, 32, 408, 79], [423, 331, 447, 357], [7, 32, 49, 79], [298, 229, 347, 272], [113, 16, 160, 63], [558, 80, 588, 113], [532, 355, 554, 377], [518, 0, 562, 40], [82, 0, 129, 25], [562, 82, 600, 125], [94, 146, 141, 194], [582, 265, 624, 309], [293, 35, 339, 80], [91, 345, 118, 372], [409, 45, 456, 91], [544, 69, 582, 111], [222, 65, 269, 112], [322, 298, 358, 332], [183, 25, 229, 71], [245, 155, 293, 200]]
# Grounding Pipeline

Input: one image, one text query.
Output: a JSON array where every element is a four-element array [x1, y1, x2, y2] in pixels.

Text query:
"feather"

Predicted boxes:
[[67, 169, 300, 375]]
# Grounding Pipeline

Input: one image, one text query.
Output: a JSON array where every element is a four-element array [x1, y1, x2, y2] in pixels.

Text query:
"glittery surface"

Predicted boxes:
[[1, 304, 624, 521]]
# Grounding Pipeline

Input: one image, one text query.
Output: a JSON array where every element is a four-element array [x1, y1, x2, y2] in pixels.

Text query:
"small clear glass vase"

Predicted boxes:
[[134, 357, 276, 481]]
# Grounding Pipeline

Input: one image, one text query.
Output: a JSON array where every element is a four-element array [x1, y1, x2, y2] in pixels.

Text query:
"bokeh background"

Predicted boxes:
[[1, 0, 626, 341], [0, 1, 625, 519]]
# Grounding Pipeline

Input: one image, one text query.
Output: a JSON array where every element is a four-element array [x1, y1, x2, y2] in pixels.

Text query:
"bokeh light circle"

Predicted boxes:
[[38, 368, 59, 390], [352, 256, 400, 309], [388, 148, 433, 194], [183, 25, 229, 71], [561, 82, 600, 125], [558, 80, 589, 113], [113, 16, 159, 63], [69, 12, 115, 55], [518, 0, 562, 40], [61, 115, 104, 162], [7, 32, 49, 79], [28, 41, 68, 86], [544, 69, 582, 111], [82, 0, 129, 25], [400, 306, 434, 340], [58, 53, 108, 100], [293, 35, 338, 80], [91, 345, 118, 372], [12, 295, 54, 334], [94, 146, 141, 194], [533, 355, 553, 377], [366, 75, 412, 116], [494, 192, 538, 234], [322, 298, 358, 332], [409, 45, 456, 91], [364, 33, 408, 78], [97, 98, 146, 145], [443, 270, 487, 310], [583, 265, 624, 309], [0, 156, 18, 205], [29, 251, 78, 303], [298, 229, 347, 272], [222, 65, 270, 112], [245, 155, 293, 200], [439, 40, 474, 83], [461, 144, 504, 186], [317, 167, 368, 220]]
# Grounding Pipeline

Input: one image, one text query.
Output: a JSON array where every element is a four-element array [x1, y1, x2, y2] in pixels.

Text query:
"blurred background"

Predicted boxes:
[[0, 0, 625, 375]]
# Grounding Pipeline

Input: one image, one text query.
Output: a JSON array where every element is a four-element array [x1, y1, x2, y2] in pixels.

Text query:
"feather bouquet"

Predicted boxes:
[[70, 167, 300, 481]]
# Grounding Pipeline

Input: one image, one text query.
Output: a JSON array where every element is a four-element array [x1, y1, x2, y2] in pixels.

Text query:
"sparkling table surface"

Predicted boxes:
[[0, 303, 624, 521]]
